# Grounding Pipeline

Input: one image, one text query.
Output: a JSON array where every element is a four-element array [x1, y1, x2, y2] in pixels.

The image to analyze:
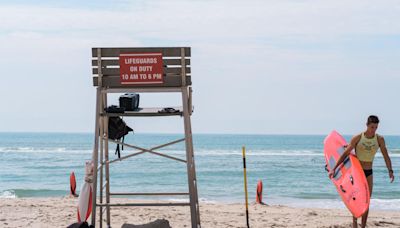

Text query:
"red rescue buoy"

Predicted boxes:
[[70, 172, 77, 197], [256, 180, 263, 204]]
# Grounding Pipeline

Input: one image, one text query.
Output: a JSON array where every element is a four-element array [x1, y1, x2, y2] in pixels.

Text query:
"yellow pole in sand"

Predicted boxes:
[[242, 146, 250, 228]]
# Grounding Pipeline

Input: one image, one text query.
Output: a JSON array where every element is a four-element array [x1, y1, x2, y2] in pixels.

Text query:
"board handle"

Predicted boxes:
[[340, 185, 346, 193]]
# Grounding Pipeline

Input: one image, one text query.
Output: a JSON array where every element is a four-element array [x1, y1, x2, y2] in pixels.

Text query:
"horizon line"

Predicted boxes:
[[1, 131, 400, 137]]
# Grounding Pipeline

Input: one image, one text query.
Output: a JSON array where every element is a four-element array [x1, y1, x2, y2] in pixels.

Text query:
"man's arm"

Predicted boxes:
[[378, 135, 395, 183], [329, 134, 361, 178]]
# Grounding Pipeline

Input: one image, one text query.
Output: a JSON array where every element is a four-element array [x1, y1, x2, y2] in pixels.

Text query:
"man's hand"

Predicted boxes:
[[389, 170, 395, 183], [328, 169, 335, 179]]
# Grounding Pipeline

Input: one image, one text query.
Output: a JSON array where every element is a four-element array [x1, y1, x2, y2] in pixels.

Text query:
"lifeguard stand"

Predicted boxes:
[[90, 47, 200, 228]]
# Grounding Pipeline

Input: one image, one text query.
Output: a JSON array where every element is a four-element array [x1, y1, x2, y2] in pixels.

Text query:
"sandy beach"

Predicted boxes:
[[0, 197, 399, 228]]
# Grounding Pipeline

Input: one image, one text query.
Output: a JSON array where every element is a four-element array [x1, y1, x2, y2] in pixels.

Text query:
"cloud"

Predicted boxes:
[[1, 1, 399, 39], [0, 0, 399, 134]]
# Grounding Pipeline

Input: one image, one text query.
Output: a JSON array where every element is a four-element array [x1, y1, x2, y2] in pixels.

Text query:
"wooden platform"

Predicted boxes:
[[103, 107, 183, 117]]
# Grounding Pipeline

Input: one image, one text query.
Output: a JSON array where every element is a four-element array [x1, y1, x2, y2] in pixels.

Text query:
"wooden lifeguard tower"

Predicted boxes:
[[90, 47, 200, 227]]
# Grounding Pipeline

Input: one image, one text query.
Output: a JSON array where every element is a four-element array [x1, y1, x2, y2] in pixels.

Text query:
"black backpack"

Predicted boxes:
[[108, 117, 133, 158], [67, 222, 93, 228]]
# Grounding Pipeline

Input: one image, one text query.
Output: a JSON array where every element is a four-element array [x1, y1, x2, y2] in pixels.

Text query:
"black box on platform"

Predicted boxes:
[[119, 93, 140, 111]]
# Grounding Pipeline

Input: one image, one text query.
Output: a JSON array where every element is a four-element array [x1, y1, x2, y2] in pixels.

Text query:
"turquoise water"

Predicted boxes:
[[0, 133, 399, 210]]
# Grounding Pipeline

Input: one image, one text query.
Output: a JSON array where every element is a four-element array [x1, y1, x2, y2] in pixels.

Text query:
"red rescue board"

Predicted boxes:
[[324, 131, 370, 218]]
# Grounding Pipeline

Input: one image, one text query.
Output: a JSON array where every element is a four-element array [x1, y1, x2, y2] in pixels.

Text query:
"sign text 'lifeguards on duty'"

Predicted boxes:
[[119, 53, 164, 85]]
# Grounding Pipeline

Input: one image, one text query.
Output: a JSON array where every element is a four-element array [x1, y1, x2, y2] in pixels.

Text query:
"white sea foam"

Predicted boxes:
[[265, 198, 400, 211], [167, 197, 217, 204], [194, 149, 400, 157], [0, 147, 92, 154], [165, 196, 400, 211], [166, 198, 188, 203], [0, 190, 16, 199], [248, 150, 321, 157], [370, 199, 400, 211], [1, 146, 399, 157], [194, 149, 322, 157]]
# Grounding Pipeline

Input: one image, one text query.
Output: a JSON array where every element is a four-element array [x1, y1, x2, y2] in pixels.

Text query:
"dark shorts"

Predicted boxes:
[[363, 169, 373, 178]]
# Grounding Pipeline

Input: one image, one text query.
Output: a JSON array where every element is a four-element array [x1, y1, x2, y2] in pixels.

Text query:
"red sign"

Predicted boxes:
[[119, 53, 164, 84]]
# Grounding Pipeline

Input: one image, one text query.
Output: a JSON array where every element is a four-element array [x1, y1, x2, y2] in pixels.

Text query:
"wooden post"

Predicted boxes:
[[181, 47, 187, 87], [99, 92, 107, 228], [99, 114, 104, 228], [103, 115, 111, 226], [182, 86, 201, 228], [91, 48, 103, 227], [91, 87, 100, 226]]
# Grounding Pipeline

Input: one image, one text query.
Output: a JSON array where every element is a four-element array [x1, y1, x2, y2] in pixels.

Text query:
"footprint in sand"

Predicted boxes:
[[373, 221, 396, 226], [308, 211, 318, 216]]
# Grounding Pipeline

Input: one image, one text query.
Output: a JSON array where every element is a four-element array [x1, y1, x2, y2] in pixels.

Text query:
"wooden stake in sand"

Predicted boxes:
[[242, 146, 250, 228]]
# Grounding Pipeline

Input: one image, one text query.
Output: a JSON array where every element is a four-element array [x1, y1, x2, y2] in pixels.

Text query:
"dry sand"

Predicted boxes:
[[0, 197, 399, 227]]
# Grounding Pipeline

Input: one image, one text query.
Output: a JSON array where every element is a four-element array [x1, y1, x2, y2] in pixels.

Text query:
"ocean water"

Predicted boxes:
[[0, 132, 399, 211]]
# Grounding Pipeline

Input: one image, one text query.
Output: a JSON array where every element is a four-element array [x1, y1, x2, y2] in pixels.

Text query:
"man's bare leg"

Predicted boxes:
[[353, 217, 358, 228]]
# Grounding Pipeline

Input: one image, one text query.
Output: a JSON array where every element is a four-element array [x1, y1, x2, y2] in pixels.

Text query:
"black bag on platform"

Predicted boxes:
[[119, 93, 140, 111], [108, 117, 133, 158]]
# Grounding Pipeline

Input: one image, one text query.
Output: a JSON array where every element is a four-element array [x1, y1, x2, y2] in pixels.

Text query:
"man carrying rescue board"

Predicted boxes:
[[329, 115, 395, 228]]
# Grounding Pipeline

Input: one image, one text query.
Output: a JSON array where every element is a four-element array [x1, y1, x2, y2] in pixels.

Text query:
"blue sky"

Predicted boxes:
[[0, 0, 399, 135]]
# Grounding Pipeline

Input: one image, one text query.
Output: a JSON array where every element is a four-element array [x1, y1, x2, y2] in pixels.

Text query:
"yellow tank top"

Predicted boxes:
[[355, 133, 379, 162]]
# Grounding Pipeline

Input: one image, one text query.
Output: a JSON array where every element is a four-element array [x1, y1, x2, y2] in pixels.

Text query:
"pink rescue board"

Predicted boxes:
[[324, 130, 370, 218]]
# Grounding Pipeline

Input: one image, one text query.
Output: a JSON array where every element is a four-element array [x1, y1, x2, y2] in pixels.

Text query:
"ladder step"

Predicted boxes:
[[97, 202, 190, 207], [110, 192, 189, 196]]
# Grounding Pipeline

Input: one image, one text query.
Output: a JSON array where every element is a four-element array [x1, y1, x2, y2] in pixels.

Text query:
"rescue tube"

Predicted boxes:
[[77, 162, 94, 222], [77, 182, 92, 222], [256, 180, 263, 204], [70, 172, 77, 197]]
